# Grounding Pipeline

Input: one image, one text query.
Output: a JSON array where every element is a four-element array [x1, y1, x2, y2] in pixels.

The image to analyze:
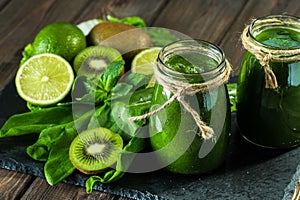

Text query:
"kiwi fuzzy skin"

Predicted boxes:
[[87, 21, 152, 67]]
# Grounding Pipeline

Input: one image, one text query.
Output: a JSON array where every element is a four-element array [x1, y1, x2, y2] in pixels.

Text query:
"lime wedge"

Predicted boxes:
[[131, 47, 161, 88], [15, 53, 74, 106], [131, 47, 161, 75]]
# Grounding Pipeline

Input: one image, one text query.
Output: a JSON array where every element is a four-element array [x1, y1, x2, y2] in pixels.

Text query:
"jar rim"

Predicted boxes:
[[248, 14, 300, 50], [157, 39, 226, 78]]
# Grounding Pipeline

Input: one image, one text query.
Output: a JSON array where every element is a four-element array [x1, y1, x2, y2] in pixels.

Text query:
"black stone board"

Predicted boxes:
[[0, 79, 299, 200]]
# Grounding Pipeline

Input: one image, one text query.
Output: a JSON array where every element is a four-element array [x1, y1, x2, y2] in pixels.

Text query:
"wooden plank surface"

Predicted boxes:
[[21, 177, 130, 200], [0, 0, 300, 199], [219, 0, 300, 75], [0, 0, 167, 90], [0, 168, 34, 200], [153, 0, 247, 44]]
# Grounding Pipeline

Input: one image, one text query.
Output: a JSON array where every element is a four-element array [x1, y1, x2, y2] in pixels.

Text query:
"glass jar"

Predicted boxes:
[[237, 15, 300, 149], [149, 39, 231, 174]]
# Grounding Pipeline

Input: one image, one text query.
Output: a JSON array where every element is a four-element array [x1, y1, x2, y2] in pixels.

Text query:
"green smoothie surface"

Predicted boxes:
[[165, 51, 218, 74], [255, 27, 300, 48]]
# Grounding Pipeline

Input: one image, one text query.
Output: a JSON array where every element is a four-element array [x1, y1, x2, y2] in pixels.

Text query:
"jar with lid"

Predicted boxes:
[[237, 15, 300, 149], [148, 39, 231, 174]]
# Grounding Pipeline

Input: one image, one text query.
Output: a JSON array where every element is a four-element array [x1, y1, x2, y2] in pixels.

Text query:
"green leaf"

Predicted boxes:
[[20, 43, 34, 65], [120, 73, 150, 86], [0, 106, 73, 138], [111, 73, 150, 100], [26, 102, 43, 111], [87, 102, 112, 129], [72, 76, 108, 104], [144, 28, 179, 47], [111, 83, 133, 100], [227, 83, 237, 112], [44, 127, 77, 186], [27, 109, 93, 185], [107, 15, 146, 28], [26, 125, 65, 161], [72, 60, 124, 105], [99, 60, 125, 92]]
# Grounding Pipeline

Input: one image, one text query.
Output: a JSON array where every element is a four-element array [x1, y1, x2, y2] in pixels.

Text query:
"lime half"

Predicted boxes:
[[131, 47, 161, 75], [131, 47, 161, 87], [15, 53, 74, 106]]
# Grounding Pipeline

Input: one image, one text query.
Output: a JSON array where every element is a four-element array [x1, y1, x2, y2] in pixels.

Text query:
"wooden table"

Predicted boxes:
[[0, 0, 300, 199]]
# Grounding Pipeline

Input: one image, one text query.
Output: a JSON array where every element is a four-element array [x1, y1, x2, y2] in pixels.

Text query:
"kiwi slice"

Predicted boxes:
[[73, 45, 123, 77], [69, 127, 123, 174]]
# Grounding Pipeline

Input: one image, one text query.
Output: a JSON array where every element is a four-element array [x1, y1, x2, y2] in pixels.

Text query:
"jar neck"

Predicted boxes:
[[157, 39, 226, 84], [248, 14, 300, 50]]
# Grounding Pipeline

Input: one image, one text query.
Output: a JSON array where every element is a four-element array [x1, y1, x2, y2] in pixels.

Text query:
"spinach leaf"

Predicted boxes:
[[44, 126, 77, 186], [26, 125, 65, 161], [26, 109, 94, 186], [0, 106, 73, 138]]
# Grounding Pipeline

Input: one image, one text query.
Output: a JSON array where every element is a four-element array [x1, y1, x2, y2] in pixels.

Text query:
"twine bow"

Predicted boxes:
[[129, 60, 232, 140], [241, 18, 300, 89]]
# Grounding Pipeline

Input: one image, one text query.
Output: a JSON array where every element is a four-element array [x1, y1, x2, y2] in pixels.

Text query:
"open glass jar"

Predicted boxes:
[[237, 15, 300, 149], [149, 40, 231, 174]]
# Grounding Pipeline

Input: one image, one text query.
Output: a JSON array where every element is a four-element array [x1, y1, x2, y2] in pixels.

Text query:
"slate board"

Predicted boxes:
[[1, 79, 300, 200]]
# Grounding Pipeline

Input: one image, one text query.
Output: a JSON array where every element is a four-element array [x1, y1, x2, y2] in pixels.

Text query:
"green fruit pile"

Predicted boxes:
[[21, 22, 87, 65]]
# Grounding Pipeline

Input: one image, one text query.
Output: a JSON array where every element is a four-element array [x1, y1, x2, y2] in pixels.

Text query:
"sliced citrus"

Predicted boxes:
[[15, 53, 74, 106], [131, 47, 161, 88], [131, 47, 161, 75]]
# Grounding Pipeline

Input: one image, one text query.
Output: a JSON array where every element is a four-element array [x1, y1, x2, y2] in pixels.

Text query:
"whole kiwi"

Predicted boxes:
[[69, 127, 123, 175], [87, 21, 152, 65]]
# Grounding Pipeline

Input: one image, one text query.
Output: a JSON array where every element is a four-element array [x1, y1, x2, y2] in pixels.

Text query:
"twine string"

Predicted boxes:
[[129, 60, 232, 140], [241, 18, 300, 89]]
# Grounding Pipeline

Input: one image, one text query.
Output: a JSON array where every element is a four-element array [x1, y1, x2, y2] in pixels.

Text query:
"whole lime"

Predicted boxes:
[[22, 22, 86, 64]]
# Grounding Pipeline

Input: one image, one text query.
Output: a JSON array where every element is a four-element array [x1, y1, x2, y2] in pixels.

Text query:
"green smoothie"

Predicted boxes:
[[237, 27, 300, 148], [165, 51, 218, 74], [150, 43, 230, 174]]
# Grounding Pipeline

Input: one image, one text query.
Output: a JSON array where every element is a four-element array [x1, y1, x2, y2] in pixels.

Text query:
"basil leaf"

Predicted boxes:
[[72, 60, 124, 105], [99, 60, 125, 92]]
